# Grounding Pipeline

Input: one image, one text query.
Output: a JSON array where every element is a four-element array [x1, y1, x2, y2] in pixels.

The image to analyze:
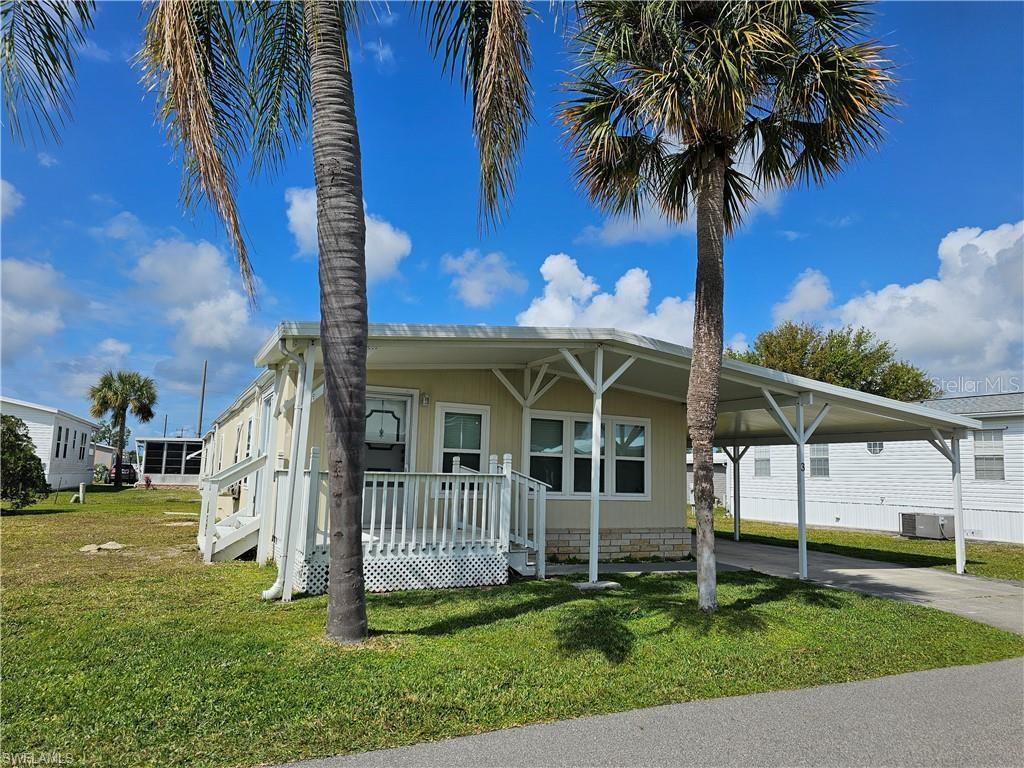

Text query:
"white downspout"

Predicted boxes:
[[262, 340, 307, 601]]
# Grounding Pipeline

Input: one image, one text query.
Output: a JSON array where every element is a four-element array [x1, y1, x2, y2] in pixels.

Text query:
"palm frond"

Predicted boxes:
[[139, 0, 256, 303], [1, 0, 94, 143], [240, 0, 309, 179], [420, 0, 534, 228]]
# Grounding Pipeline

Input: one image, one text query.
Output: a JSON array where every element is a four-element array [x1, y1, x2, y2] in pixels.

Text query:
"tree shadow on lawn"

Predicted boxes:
[[381, 572, 843, 664]]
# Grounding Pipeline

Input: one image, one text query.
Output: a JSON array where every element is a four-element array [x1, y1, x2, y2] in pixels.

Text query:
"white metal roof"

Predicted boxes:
[[0, 395, 99, 429], [254, 322, 981, 445]]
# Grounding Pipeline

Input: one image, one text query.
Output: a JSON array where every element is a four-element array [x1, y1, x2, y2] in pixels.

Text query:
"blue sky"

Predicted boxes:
[[2, 1, 1022, 440]]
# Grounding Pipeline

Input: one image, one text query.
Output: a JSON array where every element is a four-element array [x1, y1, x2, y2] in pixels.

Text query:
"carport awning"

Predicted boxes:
[[255, 322, 981, 443]]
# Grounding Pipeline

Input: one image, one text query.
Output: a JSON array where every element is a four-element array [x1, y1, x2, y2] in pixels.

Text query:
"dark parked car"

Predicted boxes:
[[108, 464, 138, 484]]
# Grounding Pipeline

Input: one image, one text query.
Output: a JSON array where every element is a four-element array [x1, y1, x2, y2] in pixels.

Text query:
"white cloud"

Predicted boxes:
[[365, 39, 396, 71], [91, 211, 145, 240], [775, 221, 1024, 386], [575, 148, 782, 247], [0, 260, 68, 360], [772, 268, 834, 324], [168, 291, 254, 352], [37, 152, 59, 168], [77, 39, 112, 62], [285, 187, 411, 282], [778, 230, 806, 242], [54, 339, 133, 399], [97, 338, 132, 358], [517, 254, 695, 345], [132, 238, 234, 305], [441, 250, 527, 308], [1, 179, 24, 219]]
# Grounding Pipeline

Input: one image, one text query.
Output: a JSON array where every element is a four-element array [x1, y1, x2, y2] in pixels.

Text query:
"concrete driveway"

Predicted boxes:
[[714, 538, 1024, 634], [283, 658, 1024, 767]]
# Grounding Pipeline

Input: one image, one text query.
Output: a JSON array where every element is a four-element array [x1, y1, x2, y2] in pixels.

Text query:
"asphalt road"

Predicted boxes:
[[283, 658, 1024, 768]]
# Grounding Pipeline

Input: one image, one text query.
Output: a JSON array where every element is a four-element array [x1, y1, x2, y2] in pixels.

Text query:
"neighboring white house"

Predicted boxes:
[[0, 396, 98, 490], [725, 393, 1024, 544], [137, 436, 205, 486]]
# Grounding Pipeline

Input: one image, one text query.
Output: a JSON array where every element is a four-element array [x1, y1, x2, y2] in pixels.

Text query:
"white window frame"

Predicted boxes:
[[866, 441, 884, 455], [245, 417, 254, 458], [754, 446, 771, 477], [433, 401, 490, 474], [528, 416, 568, 494], [366, 386, 419, 472], [973, 429, 1005, 481], [528, 408, 652, 501], [79, 431, 89, 461], [55, 425, 63, 458], [809, 443, 830, 478]]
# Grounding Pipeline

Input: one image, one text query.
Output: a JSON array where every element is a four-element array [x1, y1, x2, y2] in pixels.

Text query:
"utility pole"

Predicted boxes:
[[197, 359, 208, 437], [162, 414, 168, 437]]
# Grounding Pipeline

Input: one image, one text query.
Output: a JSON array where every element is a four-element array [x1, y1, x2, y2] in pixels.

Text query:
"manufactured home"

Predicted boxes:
[[0, 396, 98, 489], [725, 392, 1024, 544], [136, 436, 206, 486], [196, 323, 983, 599]]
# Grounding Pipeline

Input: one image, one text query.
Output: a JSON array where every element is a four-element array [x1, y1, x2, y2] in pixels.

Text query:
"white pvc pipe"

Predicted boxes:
[[262, 340, 307, 601]]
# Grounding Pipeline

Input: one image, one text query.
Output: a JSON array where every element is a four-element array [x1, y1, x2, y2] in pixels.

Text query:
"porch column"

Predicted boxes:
[[588, 346, 604, 583], [795, 400, 808, 579], [952, 436, 966, 574], [927, 429, 967, 574], [256, 366, 286, 566], [723, 444, 748, 541], [762, 389, 831, 581], [281, 341, 316, 601]]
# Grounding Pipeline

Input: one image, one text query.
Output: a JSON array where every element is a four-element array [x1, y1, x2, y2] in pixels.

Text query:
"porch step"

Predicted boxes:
[[507, 547, 536, 577]]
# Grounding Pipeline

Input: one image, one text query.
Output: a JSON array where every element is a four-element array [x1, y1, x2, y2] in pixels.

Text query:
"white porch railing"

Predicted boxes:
[[197, 452, 267, 562], [281, 452, 547, 594]]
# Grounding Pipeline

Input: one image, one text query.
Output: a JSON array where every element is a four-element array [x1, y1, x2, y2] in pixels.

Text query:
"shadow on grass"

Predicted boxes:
[[1, 485, 138, 516], [555, 602, 635, 663]]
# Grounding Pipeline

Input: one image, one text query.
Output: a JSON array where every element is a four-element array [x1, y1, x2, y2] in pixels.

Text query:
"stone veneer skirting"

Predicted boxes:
[[546, 527, 691, 561]]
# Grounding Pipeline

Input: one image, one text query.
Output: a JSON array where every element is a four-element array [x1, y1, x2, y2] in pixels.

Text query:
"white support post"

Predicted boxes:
[[304, 446, 322, 555], [951, 436, 966, 574], [795, 400, 808, 580], [499, 454, 513, 550], [281, 343, 316, 602], [723, 445, 748, 541], [521, 367, 531, 475], [256, 367, 285, 566], [588, 346, 604, 583]]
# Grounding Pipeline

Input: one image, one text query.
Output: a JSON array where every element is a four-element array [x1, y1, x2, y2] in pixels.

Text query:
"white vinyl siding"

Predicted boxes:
[[731, 414, 1024, 543]]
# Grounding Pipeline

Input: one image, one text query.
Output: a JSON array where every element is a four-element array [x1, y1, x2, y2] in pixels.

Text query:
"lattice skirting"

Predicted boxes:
[[291, 550, 509, 595]]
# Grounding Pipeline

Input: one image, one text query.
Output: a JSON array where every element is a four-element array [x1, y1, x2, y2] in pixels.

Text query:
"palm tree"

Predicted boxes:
[[88, 371, 158, 488], [561, 0, 895, 610], [4, 0, 533, 643]]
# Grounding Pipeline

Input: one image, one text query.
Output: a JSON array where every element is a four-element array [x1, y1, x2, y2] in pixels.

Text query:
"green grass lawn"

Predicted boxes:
[[4, 488, 1023, 768], [690, 508, 1024, 582]]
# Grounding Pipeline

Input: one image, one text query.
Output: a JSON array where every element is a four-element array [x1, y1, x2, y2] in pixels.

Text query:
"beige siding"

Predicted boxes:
[[297, 368, 688, 531]]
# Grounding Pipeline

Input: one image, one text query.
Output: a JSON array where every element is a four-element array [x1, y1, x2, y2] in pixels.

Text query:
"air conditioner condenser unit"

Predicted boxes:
[[899, 512, 954, 540]]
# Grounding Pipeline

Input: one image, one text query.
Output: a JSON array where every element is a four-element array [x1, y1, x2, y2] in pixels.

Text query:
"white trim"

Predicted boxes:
[[366, 385, 420, 472], [432, 401, 491, 473], [528, 408, 652, 502]]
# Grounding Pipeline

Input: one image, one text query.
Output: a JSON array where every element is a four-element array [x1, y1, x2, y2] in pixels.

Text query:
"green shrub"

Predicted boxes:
[[1, 415, 49, 509], [93, 464, 109, 484]]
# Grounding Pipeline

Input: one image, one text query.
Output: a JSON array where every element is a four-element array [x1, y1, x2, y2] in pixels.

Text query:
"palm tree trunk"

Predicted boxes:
[[304, 0, 368, 644], [114, 412, 126, 489], [687, 153, 727, 612]]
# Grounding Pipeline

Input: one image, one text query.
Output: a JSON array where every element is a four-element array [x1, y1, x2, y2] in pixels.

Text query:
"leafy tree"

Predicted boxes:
[[1, 415, 49, 510], [88, 371, 157, 488], [3, 0, 533, 643], [730, 322, 939, 401], [562, 1, 895, 610], [94, 419, 130, 450]]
